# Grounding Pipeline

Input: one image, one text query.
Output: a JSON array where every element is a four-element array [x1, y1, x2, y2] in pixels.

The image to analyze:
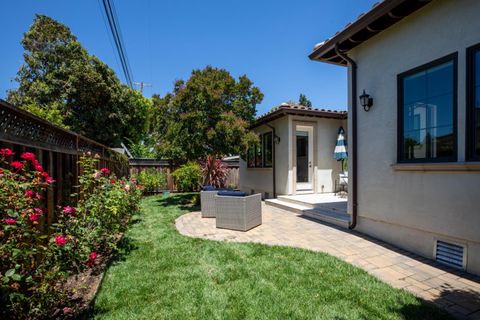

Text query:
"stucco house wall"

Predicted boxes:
[[347, 0, 480, 274], [240, 114, 346, 197]]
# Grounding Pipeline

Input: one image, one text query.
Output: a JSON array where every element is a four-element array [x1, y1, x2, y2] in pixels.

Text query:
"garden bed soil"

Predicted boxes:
[[53, 234, 124, 319]]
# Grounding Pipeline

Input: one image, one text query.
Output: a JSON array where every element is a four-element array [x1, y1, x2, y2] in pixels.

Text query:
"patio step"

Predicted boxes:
[[264, 199, 350, 229], [277, 195, 346, 212], [264, 199, 311, 214], [302, 208, 350, 229]]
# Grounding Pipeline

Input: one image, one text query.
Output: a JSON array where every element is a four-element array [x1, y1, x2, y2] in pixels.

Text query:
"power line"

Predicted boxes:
[[100, 0, 134, 87]]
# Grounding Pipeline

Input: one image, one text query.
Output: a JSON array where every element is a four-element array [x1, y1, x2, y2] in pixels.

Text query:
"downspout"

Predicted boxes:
[[265, 124, 276, 198], [335, 45, 358, 230]]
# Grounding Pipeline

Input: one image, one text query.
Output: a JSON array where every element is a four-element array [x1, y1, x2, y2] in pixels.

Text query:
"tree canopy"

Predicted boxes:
[[299, 93, 312, 108], [8, 14, 150, 147], [151, 66, 263, 163]]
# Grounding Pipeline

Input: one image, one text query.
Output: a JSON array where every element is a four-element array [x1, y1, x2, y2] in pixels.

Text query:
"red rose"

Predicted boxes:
[[0, 148, 14, 156], [25, 190, 35, 198], [42, 172, 55, 184], [0, 168, 3, 175], [54, 235, 68, 246], [110, 179, 116, 184], [10, 161, 24, 170], [100, 167, 110, 175], [20, 152, 36, 162], [29, 213, 39, 222], [62, 206, 77, 215], [63, 307, 73, 315], [87, 251, 98, 267], [32, 159, 44, 172], [3, 218, 16, 225]]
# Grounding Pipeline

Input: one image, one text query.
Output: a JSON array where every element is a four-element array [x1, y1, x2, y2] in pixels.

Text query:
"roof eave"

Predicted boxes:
[[309, 0, 432, 64]]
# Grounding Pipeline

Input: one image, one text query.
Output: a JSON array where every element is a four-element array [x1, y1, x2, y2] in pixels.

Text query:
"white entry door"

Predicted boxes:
[[295, 126, 313, 191]]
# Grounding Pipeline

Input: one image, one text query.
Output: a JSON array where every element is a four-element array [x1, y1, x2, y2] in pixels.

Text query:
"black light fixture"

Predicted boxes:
[[274, 135, 281, 144], [359, 90, 373, 112]]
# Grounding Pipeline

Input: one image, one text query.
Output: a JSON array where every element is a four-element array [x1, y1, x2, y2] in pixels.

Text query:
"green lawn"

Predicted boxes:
[[92, 193, 451, 320]]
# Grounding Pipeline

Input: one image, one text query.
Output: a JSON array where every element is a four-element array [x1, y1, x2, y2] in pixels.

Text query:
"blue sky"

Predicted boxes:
[[0, 0, 377, 116]]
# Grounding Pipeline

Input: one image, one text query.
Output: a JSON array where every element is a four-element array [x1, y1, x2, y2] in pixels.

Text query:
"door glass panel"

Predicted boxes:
[[296, 131, 308, 183]]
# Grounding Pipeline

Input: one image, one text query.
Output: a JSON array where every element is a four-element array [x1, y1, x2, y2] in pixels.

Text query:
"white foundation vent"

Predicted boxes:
[[435, 240, 465, 269]]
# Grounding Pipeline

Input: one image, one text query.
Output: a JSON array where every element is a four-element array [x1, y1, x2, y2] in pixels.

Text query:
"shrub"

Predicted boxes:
[[172, 162, 201, 192], [0, 150, 63, 319], [0, 150, 142, 319], [201, 155, 228, 188], [136, 168, 167, 193]]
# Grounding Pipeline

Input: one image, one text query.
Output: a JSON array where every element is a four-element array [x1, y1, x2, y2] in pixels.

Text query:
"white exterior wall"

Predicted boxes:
[[348, 0, 480, 274], [240, 115, 346, 197]]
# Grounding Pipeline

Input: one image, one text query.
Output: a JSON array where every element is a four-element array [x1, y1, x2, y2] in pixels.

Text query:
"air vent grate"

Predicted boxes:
[[436, 240, 464, 269]]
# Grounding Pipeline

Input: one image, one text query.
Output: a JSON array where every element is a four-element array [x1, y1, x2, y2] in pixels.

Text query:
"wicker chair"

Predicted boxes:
[[215, 193, 262, 231], [200, 190, 219, 218]]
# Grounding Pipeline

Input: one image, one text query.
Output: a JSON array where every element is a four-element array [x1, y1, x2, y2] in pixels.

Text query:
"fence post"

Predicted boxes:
[[47, 151, 55, 232]]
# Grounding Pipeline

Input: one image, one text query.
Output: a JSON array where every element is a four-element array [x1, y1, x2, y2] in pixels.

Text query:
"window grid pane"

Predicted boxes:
[[400, 58, 455, 162]]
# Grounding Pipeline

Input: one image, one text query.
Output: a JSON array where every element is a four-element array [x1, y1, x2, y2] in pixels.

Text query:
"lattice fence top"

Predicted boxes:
[[0, 100, 109, 156]]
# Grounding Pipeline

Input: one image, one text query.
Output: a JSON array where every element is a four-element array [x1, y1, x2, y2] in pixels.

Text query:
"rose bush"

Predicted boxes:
[[0, 151, 142, 319]]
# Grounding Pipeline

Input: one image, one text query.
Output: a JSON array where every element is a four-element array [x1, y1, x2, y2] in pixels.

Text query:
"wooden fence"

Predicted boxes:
[[0, 100, 129, 231], [129, 158, 240, 192]]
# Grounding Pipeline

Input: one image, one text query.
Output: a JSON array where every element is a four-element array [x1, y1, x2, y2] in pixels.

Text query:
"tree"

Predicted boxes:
[[7, 14, 149, 147], [299, 93, 312, 108], [153, 66, 263, 163]]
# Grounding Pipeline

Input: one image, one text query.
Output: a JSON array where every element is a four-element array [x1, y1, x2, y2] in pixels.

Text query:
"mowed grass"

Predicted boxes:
[[92, 193, 452, 320]]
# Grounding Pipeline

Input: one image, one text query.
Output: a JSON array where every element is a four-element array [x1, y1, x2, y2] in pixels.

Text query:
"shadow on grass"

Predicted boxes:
[[154, 192, 200, 212]]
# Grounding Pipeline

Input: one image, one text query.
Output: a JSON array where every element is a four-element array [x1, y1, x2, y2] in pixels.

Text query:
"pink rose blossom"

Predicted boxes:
[[20, 152, 36, 162], [87, 251, 98, 267], [62, 206, 77, 215], [63, 307, 73, 315], [54, 235, 68, 246], [29, 213, 39, 222], [100, 167, 110, 175], [34, 208, 44, 215], [10, 161, 24, 170], [3, 218, 16, 225], [0, 148, 14, 156], [32, 159, 44, 172]]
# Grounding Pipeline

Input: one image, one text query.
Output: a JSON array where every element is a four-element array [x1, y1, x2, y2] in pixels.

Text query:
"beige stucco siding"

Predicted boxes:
[[347, 0, 480, 274], [240, 115, 346, 197]]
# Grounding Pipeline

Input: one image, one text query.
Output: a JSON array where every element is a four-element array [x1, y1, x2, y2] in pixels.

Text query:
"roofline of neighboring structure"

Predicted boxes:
[[251, 104, 347, 129], [308, 0, 433, 66]]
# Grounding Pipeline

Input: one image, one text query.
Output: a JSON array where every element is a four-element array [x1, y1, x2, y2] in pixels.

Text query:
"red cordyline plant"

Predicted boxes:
[[201, 155, 228, 188]]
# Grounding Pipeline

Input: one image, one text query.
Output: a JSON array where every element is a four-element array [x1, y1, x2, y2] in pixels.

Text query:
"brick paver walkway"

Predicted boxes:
[[176, 204, 480, 319]]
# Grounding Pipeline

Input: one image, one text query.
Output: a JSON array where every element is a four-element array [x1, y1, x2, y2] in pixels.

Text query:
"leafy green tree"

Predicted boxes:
[[7, 14, 149, 147], [299, 93, 312, 108], [153, 66, 263, 163]]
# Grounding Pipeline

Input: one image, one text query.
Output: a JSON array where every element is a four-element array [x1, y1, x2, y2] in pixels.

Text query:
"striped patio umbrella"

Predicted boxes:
[[334, 127, 348, 161]]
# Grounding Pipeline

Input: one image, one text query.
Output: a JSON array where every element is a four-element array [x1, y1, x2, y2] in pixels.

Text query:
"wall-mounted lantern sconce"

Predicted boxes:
[[274, 135, 281, 144], [359, 90, 373, 112]]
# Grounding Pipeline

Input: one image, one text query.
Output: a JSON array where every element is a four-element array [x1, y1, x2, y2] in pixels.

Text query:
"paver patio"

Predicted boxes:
[[176, 203, 480, 320]]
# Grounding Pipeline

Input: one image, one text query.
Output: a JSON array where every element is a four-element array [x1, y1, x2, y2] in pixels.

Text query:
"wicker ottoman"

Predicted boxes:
[[215, 193, 262, 231], [200, 190, 219, 218]]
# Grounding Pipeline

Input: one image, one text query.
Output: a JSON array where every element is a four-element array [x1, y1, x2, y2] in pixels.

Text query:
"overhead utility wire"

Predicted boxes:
[[101, 0, 134, 87]]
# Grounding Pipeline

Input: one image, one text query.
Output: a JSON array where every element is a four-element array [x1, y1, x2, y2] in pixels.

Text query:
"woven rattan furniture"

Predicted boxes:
[[200, 190, 219, 218], [215, 193, 262, 231]]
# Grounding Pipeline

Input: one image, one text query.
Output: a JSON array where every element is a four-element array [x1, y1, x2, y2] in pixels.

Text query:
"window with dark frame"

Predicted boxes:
[[246, 131, 273, 168], [263, 132, 273, 167], [467, 43, 480, 161], [398, 54, 457, 163]]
